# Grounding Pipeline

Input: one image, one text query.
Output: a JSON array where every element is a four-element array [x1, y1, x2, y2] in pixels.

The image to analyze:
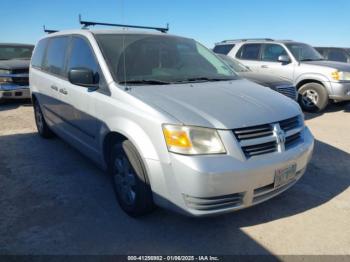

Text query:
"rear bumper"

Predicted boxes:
[[329, 81, 350, 101], [0, 84, 30, 100]]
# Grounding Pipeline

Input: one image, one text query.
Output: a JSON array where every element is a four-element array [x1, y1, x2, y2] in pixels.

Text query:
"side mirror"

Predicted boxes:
[[68, 68, 99, 88], [278, 55, 291, 63]]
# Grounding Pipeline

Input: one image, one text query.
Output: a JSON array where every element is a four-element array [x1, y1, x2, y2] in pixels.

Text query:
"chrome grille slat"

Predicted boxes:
[[242, 141, 277, 158], [279, 116, 300, 132]]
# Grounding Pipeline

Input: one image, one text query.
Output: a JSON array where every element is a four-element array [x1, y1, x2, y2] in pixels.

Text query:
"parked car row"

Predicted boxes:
[[1, 21, 347, 217], [213, 39, 350, 112]]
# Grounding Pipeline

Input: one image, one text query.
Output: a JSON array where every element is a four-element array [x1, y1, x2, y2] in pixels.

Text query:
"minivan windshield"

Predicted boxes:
[[95, 34, 238, 84], [0, 45, 33, 60], [285, 43, 324, 62]]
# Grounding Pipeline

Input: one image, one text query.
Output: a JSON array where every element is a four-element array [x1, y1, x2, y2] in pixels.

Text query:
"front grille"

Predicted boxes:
[[242, 141, 277, 158], [285, 132, 301, 148], [233, 124, 273, 141], [276, 86, 297, 100], [11, 68, 29, 74], [279, 116, 300, 132], [183, 193, 244, 211], [11, 77, 29, 86], [233, 115, 303, 159]]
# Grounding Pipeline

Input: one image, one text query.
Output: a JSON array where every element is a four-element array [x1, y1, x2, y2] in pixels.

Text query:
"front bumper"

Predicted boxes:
[[0, 84, 30, 100], [329, 81, 350, 101], [148, 127, 314, 217]]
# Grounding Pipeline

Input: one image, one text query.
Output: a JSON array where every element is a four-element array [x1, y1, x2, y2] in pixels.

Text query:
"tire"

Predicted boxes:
[[109, 140, 154, 217], [33, 99, 54, 138], [298, 82, 329, 112]]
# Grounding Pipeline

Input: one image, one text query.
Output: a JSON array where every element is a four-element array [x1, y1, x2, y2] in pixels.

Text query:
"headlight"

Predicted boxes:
[[331, 71, 350, 81], [162, 124, 226, 155], [0, 70, 12, 84]]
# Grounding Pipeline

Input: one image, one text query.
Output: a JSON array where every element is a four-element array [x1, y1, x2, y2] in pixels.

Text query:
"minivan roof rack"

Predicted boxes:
[[43, 25, 58, 34], [221, 38, 274, 43], [78, 14, 169, 33]]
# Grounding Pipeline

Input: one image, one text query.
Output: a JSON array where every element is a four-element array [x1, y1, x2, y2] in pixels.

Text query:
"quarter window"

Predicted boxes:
[[262, 44, 288, 62], [213, 44, 235, 55], [43, 37, 69, 77], [31, 39, 48, 69], [236, 44, 262, 60]]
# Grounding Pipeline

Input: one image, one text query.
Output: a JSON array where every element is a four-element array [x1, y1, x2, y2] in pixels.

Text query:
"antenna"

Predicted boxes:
[[78, 14, 169, 33], [43, 25, 58, 34]]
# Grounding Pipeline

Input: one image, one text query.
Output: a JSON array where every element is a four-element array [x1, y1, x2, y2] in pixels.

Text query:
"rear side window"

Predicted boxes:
[[262, 44, 288, 61], [213, 44, 235, 55], [31, 39, 48, 69], [43, 37, 69, 77], [236, 44, 262, 60], [328, 50, 348, 63]]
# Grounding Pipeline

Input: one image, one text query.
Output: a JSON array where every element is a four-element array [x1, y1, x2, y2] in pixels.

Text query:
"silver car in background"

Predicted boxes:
[[217, 54, 297, 101], [0, 43, 33, 101], [214, 39, 350, 112], [30, 30, 314, 217]]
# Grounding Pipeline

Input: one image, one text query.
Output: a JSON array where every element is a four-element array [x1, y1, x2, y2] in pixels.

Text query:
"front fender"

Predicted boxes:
[[99, 117, 169, 163]]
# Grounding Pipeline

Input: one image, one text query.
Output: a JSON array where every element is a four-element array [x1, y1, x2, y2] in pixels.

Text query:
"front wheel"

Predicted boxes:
[[33, 99, 54, 138], [298, 82, 329, 112], [110, 140, 154, 217]]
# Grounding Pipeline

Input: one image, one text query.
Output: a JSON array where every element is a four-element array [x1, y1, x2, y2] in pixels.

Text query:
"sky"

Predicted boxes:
[[1, 0, 349, 48]]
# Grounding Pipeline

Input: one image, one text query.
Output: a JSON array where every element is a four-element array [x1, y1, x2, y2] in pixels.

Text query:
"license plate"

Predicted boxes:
[[274, 163, 297, 188]]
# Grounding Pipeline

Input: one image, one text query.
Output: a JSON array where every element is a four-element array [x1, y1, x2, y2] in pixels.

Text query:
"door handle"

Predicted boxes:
[[59, 88, 68, 95], [50, 85, 58, 91], [261, 65, 269, 68]]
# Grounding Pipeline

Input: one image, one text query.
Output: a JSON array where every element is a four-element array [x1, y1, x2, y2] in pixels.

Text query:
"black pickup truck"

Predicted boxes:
[[0, 43, 34, 101]]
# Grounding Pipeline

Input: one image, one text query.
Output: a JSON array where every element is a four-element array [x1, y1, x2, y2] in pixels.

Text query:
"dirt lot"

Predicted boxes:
[[0, 100, 349, 256]]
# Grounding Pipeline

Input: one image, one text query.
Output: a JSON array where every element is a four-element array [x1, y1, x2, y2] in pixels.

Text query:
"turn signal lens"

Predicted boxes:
[[331, 71, 340, 81], [163, 128, 192, 148]]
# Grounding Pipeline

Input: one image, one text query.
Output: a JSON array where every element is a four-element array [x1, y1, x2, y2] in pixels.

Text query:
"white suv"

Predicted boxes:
[[214, 39, 350, 112]]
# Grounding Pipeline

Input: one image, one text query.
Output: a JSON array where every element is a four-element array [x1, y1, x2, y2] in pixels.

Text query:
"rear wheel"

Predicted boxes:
[[298, 82, 329, 112], [33, 99, 54, 138], [110, 140, 154, 217]]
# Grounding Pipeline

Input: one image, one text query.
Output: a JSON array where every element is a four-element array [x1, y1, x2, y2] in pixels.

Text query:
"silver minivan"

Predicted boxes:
[[30, 29, 314, 217]]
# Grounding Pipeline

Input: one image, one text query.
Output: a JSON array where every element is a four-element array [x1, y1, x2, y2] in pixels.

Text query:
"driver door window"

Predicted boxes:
[[262, 44, 288, 62]]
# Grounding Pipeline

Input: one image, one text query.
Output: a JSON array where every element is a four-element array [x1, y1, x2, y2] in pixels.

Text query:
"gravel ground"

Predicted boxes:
[[0, 100, 349, 256]]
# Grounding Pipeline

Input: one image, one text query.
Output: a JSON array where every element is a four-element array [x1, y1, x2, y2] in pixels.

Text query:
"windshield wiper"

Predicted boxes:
[[118, 79, 171, 85], [178, 77, 233, 83]]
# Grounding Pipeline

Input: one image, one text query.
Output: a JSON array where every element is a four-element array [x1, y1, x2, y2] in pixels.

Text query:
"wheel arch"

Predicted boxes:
[[100, 119, 164, 170]]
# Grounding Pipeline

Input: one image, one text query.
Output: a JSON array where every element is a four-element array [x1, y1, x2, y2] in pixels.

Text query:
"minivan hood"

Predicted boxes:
[[128, 79, 300, 129], [302, 60, 350, 71], [0, 59, 30, 70]]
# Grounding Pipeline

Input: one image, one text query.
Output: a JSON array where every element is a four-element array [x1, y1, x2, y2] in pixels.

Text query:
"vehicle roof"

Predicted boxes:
[[39, 29, 183, 40], [315, 46, 349, 49], [215, 39, 301, 45], [0, 43, 34, 47]]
